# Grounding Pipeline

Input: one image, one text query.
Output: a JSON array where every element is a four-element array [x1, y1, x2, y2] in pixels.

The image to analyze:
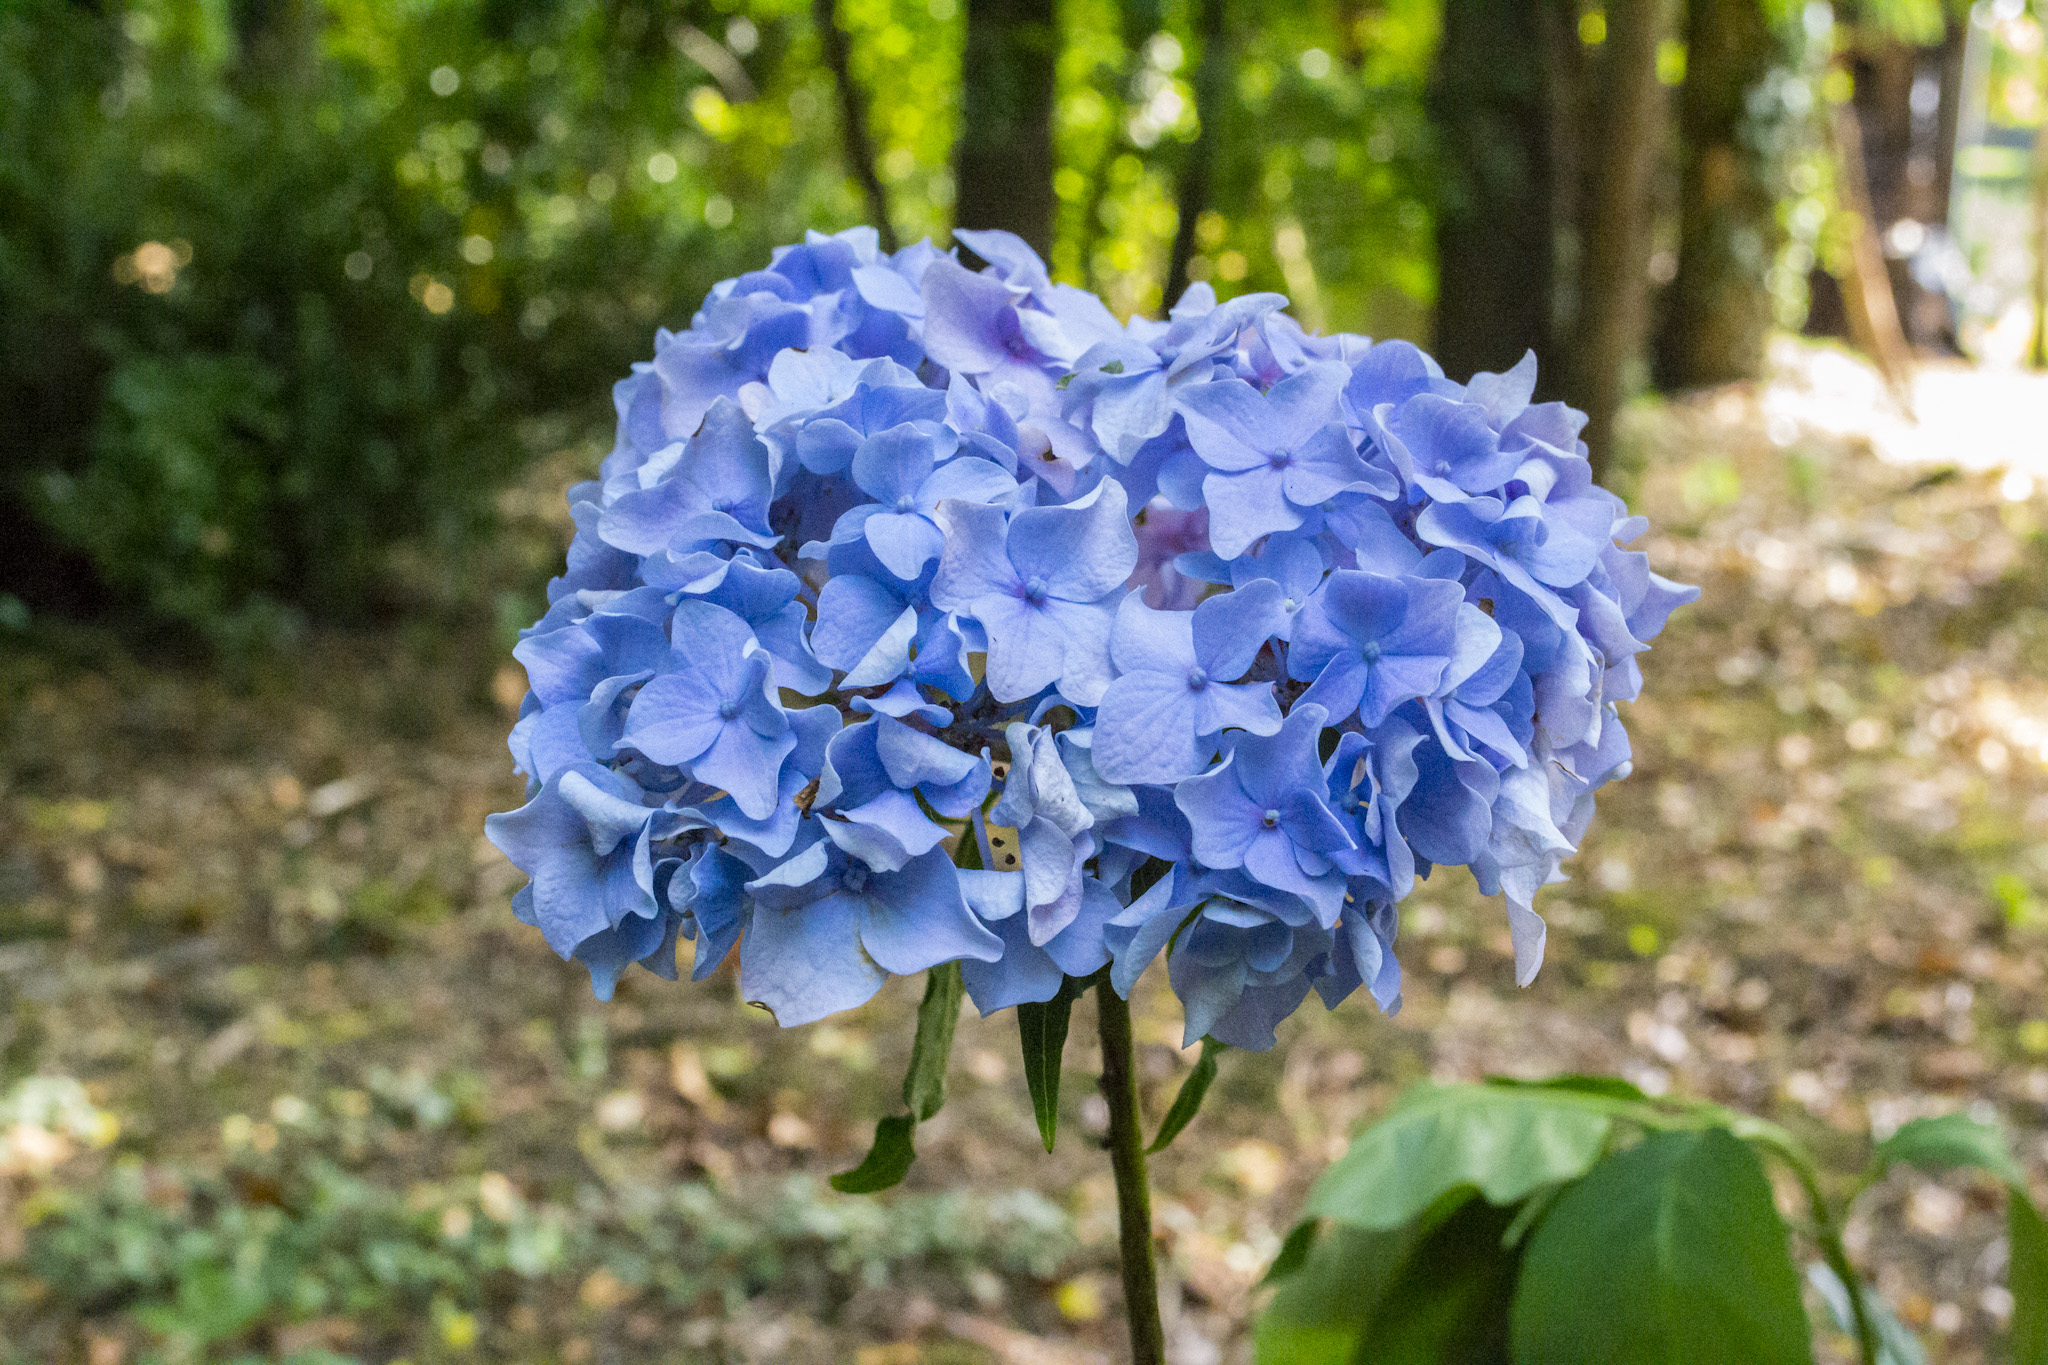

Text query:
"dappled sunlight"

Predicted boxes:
[[1757, 337, 2048, 479]]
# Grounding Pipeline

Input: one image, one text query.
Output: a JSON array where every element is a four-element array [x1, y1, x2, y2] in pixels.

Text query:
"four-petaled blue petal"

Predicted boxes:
[[930, 479, 1138, 705], [620, 602, 794, 820], [1093, 579, 1286, 784], [1174, 705, 1355, 926], [1288, 570, 1463, 728]]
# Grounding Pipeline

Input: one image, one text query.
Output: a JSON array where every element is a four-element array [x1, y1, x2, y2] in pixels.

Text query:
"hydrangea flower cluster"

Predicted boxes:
[[487, 226, 1696, 1052]]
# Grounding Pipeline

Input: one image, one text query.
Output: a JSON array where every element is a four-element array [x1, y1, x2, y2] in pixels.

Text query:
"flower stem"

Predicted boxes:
[[1094, 977, 1167, 1365]]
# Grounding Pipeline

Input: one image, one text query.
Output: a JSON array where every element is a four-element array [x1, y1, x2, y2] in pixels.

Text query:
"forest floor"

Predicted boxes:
[[7, 339, 2048, 1365]]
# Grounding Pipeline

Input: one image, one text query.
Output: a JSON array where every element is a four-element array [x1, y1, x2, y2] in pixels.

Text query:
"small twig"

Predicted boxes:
[[812, 0, 900, 252]]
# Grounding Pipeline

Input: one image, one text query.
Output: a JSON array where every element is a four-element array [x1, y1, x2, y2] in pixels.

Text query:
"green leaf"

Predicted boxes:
[[902, 963, 964, 1123], [1510, 1128, 1814, 1365], [1148, 1038, 1224, 1153], [1488, 1073, 1651, 1103], [1018, 977, 1078, 1152], [1807, 1263, 1928, 1365], [1256, 1221, 1410, 1365], [1304, 1083, 1612, 1230], [1254, 1191, 1520, 1365], [1262, 1218, 1322, 1286], [1872, 1112, 2026, 1187], [2011, 1193, 2048, 1365], [829, 1114, 917, 1194]]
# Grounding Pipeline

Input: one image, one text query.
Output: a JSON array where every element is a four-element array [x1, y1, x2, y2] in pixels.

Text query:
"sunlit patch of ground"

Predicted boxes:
[[6, 340, 2048, 1362]]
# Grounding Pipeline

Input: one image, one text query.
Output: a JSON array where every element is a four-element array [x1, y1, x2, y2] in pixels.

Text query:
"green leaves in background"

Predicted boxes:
[[1148, 1037, 1224, 1154], [831, 964, 964, 1193], [1872, 1111, 2027, 1187], [1018, 976, 1081, 1153], [1303, 1083, 1612, 1231], [1263, 1080, 2048, 1365], [1869, 1111, 2045, 1365], [1509, 1128, 1813, 1365]]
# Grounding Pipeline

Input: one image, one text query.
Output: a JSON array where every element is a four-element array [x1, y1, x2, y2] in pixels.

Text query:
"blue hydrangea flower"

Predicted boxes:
[[487, 228, 1695, 1043]]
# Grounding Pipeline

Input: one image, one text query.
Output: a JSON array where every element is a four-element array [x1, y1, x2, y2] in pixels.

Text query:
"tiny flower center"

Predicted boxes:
[[894, 495, 917, 513], [711, 498, 733, 513], [1360, 640, 1382, 665], [842, 864, 869, 893], [1262, 808, 1281, 828], [1267, 447, 1291, 468], [1186, 667, 1209, 691], [1022, 575, 1049, 606], [718, 698, 741, 720]]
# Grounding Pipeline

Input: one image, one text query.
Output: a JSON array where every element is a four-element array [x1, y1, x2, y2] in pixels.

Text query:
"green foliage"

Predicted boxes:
[[831, 1114, 920, 1194], [1147, 1037, 1223, 1153], [1303, 1082, 1613, 1229], [1810, 1264, 1931, 1365], [1257, 1195, 1522, 1365], [1261, 1078, 2048, 1365], [832, 963, 965, 1192], [903, 962, 965, 1122], [1017, 975, 1080, 1153], [0, 0, 897, 642], [1872, 1112, 2028, 1187], [1511, 1129, 1813, 1364], [2012, 1196, 2048, 1365]]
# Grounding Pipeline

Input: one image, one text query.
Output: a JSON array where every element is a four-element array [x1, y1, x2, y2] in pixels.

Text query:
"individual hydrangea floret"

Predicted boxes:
[[487, 225, 1696, 1049]]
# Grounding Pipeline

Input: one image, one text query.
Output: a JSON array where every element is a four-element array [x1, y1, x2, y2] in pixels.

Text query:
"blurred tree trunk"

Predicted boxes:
[[1164, 0, 1229, 308], [814, 0, 899, 251], [1575, 0, 1675, 484], [1429, 0, 1558, 382], [1656, 0, 1782, 389], [954, 0, 1059, 259]]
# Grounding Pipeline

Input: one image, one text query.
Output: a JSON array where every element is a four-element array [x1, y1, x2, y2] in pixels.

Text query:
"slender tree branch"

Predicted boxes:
[[1164, 0, 1229, 308], [813, 0, 900, 252], [1095, 978, 1167, 1365]]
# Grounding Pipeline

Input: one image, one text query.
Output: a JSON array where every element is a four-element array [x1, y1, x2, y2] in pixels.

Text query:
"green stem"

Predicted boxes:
[[1095, 978, 1167, 1365], [1745, 1131, 1879, 1365]]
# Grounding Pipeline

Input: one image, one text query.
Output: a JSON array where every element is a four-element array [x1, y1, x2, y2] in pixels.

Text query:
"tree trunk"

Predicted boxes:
[[1164, 0, 1228, 309], [1657, 0, 1782, 389], [1574, 0, 1674, 484], [954, 0, 1060, 259], [1428, 0, 1558, 383]]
